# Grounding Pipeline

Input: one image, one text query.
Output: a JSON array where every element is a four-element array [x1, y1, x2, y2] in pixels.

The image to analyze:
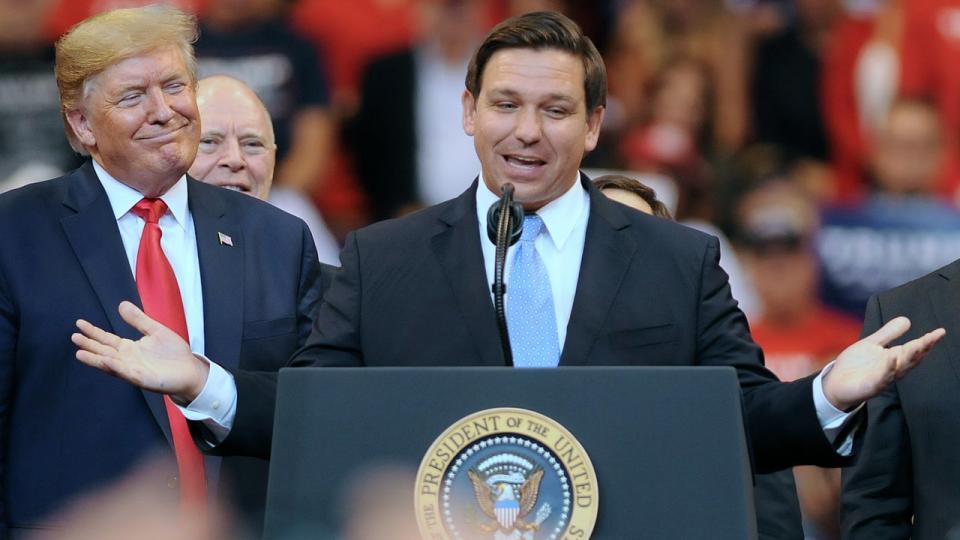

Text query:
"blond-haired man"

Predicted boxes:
[[0, 6, 326, 534]]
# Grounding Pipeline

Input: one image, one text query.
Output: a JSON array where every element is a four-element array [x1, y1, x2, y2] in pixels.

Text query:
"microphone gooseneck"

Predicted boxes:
[[486, 183, 523, 365]]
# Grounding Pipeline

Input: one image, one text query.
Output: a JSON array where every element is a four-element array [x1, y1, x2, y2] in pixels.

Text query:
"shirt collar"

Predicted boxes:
[[92, 160, 189, 229], [475, 173, 587, 249]]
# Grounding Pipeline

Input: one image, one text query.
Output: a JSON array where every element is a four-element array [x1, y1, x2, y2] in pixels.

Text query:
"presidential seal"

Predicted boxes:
[[416, 408, 598, 540]]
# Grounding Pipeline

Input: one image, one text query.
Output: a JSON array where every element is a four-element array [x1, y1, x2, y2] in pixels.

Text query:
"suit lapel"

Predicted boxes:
[[189, 180, 243, 374], [560, 179, 641, 366], [430, 182, 507, 366], [928, 262, 960, 385], [60, 162, 172, 445]]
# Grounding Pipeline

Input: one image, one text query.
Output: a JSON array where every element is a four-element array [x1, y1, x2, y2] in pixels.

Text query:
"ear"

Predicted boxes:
[[462, 89, 477, 136], [583, 106, 605, 153], [65, 107, 97, 149]]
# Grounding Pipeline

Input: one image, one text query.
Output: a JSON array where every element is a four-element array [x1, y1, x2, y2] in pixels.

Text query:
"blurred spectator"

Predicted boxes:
[[822, 0, 902, 202], [340, 465, 420, 540], [897, 0, 960, 202], [191, 75, 340, 264], [738, 180, 861, 384], [289, 0, 422, 237], [351, 0, 485, 220], [26, 459, 234, 540], [818, 98, 960, 316], [289, 0, 418, 115], [753, 0, 842, 162], [195, 0, 334, 200], [619, 57, 713, 220], [603, 0, 751, 154], [0, 0, 81, 193], [735, 178, 861, 540]]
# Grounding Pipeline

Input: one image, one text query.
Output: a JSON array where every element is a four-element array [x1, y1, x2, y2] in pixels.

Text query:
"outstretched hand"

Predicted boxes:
[[823, 316, 945, 411], [72, 301, 209, 405]]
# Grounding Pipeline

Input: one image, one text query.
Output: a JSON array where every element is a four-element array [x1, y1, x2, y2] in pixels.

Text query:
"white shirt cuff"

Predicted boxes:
[[176, 354, 237, 444], [813, 361, 863, 456]]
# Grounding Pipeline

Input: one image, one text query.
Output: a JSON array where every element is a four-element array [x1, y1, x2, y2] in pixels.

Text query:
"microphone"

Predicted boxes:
[[486, 183, 523, 365]]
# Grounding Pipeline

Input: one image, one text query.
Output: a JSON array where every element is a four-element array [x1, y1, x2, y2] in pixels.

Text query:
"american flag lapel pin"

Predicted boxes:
[[218, 232, 234, 247]]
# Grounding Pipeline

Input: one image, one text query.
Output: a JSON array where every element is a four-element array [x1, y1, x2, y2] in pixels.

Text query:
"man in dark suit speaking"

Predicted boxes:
[[0, 6, 327, 536], [75, 11, 942, 476]]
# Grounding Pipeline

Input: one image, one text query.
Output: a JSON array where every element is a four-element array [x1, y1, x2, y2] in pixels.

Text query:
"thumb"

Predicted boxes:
[[118, 301, 166, 337], [864, 316, 911, 346]]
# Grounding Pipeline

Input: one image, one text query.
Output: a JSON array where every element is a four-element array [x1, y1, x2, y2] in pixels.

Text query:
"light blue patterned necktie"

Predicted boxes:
[[507, 214, 560, 367]]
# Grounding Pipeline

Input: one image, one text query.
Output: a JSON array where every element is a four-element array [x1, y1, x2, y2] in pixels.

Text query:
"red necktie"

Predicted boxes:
[[131, 198, 207, 509]]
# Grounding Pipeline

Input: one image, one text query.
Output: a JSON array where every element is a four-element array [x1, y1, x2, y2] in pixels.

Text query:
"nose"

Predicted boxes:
[[219, 137, 245, 172], [144, 87, 175, 124], [513, 107, 542, 145]]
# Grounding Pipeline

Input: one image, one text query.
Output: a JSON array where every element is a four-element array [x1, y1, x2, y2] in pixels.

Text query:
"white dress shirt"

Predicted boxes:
[[93, 161, 205, 355], [193, 174, 857, 452]]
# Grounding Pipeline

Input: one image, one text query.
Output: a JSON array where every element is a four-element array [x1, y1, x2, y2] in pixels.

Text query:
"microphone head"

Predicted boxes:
[[486, 183, 523, 247]]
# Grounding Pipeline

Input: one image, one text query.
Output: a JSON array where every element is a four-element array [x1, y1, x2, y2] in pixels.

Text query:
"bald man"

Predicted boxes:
[[190, 75, 340, 264]]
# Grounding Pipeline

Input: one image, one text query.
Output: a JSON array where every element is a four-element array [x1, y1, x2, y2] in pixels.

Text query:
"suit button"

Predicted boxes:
[[168, 475, 178, 489]]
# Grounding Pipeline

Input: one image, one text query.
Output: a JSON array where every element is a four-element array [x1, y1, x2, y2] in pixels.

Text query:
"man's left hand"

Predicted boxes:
[[823, 316, 945, 411]]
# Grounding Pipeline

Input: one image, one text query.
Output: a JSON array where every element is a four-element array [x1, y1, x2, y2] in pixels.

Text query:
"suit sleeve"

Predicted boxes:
[[841, 295, 913, 539], [221, 230, 359, 458], [0, 264, 16, 531], [695, 238, 847, 472], [216, 222, 327, 458]]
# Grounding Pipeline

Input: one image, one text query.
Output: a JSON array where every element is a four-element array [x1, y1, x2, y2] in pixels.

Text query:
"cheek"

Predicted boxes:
[[188, 153, 218, 177]]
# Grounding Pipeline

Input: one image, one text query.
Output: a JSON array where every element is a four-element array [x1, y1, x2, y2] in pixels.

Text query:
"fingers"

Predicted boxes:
[[76, 319, 123, 349], [72, 331, 119, 358], [118, 301, 164, 337], [893, 327, 946, 377], [75, 348, 123, 376], [864, 316, 911, 346]]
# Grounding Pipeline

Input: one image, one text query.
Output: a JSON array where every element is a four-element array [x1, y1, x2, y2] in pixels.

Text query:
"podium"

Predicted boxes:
[[264, 366, 757, 539]]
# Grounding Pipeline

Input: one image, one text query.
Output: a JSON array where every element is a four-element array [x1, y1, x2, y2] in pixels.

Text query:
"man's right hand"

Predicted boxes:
[[72, 301, 210, 405]]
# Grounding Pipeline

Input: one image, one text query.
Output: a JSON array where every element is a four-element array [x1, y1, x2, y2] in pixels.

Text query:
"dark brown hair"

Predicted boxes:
[[465, 11, 607, 112], [594, 174, 673, 219]]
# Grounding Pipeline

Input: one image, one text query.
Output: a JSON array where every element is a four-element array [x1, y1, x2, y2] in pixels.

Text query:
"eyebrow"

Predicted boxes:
[[486, 88, 576, 104], [110, 72, 187, 94]]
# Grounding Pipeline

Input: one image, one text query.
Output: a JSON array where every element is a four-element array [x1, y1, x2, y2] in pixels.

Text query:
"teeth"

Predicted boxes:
[[223, 185, 243, 192]]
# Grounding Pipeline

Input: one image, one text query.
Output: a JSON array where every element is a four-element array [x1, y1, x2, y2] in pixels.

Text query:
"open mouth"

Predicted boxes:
[[221, 184, 250, 193], [503, 154, 546, 171]]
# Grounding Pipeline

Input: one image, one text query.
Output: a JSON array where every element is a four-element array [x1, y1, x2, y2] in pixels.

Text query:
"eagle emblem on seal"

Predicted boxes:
[[467, 453, 553, 539]]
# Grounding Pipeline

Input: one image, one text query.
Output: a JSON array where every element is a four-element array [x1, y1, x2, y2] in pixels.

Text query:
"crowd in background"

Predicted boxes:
[[3, 0, 960, 537]]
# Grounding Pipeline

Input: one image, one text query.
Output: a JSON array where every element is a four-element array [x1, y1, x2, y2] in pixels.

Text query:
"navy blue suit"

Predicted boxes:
[[0, 161, 328, 537]]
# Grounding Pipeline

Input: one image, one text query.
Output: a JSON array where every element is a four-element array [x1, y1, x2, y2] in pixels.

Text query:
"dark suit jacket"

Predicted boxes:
[[0, 161, 329, 537], [842, 259, 960, 540], [224, 178, 847, 480]]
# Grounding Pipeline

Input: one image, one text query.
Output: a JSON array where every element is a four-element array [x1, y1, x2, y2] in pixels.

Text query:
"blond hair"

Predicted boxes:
[[55, 5, 199, 154]]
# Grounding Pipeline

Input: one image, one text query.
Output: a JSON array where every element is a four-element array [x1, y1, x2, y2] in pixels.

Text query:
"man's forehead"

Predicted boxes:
[[200, 93, 272, 135], [480, 48, 585, 95], [98, 48, 189, 86]]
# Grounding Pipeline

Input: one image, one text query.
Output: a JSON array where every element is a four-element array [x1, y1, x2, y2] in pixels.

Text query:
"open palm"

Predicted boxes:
[[72, 301, 209, 404], [823, 316, 945, 411]]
